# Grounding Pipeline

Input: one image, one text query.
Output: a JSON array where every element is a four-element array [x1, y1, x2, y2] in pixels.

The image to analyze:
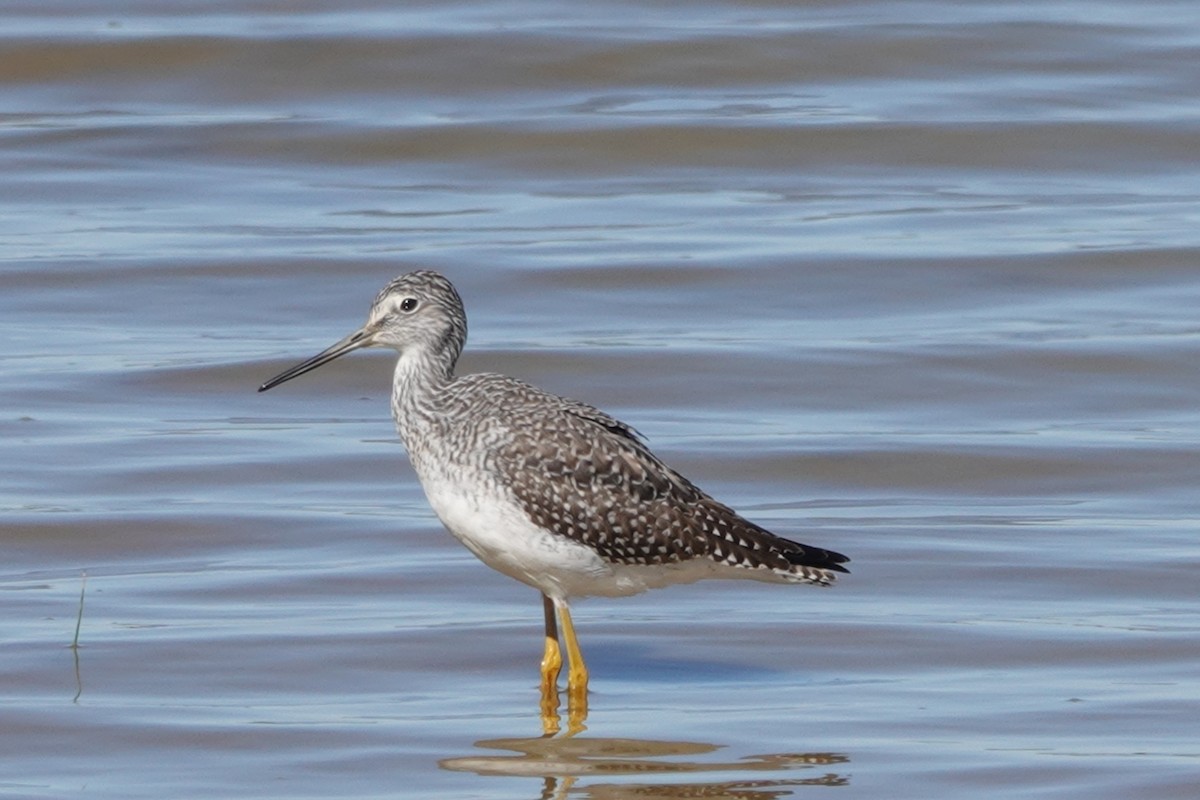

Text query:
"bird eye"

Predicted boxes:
[[400, 297, 419, 313]]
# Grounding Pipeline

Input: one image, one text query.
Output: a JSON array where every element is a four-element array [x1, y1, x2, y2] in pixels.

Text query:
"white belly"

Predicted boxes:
[[420, 476, 606, 598], [418, 474, 725, 600]]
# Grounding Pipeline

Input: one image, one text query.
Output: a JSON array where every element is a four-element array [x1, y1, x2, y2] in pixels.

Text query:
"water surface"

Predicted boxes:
[[2, 1, 1198, 798]]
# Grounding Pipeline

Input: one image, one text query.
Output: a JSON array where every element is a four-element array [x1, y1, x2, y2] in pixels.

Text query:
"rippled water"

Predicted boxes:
[[3, 1, 1199, 798]]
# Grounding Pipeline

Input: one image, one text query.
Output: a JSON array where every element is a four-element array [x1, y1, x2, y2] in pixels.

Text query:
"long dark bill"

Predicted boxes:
[[258, 328, 373, 392]]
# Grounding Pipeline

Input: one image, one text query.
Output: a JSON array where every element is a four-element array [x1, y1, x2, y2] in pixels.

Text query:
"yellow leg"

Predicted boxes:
[[555, 599, 589, 716], [539, 594, 562, 735], [540, 594, 563, 689]]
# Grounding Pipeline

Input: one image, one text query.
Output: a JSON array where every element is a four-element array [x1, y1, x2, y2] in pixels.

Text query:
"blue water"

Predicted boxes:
[[3, 1, 1199, 798]]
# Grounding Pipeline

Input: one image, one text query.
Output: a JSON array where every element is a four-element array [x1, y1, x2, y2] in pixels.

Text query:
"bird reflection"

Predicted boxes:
[[541, 677, 584, 736], [440, 733, 848, 799]]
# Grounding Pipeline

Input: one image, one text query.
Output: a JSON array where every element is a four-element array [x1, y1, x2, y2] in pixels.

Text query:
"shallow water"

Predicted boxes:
[[3, 1, 1199, 798]]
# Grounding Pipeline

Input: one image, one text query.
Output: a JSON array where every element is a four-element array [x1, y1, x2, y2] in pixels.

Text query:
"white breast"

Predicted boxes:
[[418, 471, 612, 598]]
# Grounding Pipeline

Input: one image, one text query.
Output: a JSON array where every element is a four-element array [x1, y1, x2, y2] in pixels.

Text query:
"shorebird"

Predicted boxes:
[[258, 271, 849, 724]]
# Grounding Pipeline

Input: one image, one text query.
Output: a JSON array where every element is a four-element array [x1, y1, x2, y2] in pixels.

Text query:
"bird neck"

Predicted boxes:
[[389, 345, 455, 444]]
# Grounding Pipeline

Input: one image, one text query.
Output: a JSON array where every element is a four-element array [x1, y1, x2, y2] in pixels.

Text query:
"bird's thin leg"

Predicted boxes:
[[555, 599, 589, 719], [539, 593, 563, 733], [540, 593, 563, 687]]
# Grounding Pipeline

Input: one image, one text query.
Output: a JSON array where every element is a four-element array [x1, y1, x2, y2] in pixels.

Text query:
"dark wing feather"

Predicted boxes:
[[491, 394, 849, 581]]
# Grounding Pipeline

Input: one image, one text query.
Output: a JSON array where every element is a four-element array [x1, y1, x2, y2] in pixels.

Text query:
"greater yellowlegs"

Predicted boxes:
[[259, 271, 849, 718]]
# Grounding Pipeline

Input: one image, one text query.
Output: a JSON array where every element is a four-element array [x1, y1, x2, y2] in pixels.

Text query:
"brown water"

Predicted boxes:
[[3, 1, 1199, 798]]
